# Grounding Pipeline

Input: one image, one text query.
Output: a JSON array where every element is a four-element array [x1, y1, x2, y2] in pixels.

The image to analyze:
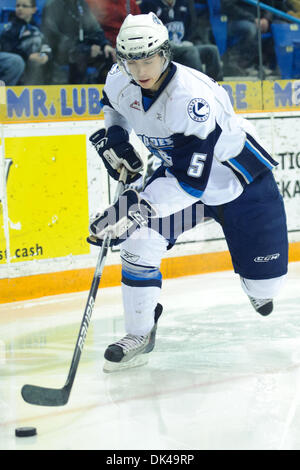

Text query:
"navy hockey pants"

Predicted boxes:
[[203, 170, 288, 280]]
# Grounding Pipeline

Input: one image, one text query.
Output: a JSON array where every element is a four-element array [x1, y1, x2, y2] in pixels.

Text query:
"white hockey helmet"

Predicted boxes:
[[116, 13, 171, 69]]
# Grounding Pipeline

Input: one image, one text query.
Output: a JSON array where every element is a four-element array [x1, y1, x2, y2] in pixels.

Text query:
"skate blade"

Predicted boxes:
[[103, 355, 149, 373]]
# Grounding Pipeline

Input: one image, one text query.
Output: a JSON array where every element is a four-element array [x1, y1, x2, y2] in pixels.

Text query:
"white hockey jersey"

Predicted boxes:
[[101, 62, 277, 207]]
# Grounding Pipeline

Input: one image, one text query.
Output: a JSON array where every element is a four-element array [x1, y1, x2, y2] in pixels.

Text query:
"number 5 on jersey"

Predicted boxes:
[[187, 153, 207, 178]]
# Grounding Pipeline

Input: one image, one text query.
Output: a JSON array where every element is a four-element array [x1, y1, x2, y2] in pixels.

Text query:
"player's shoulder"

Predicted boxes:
[[169, 62, 216, 102], [104, 63, 131, 102], [105, 63, 128, 87], [165, 63, 216, 134]]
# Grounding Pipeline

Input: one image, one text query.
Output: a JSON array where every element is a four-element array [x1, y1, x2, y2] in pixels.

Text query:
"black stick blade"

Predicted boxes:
[[21, 384, 70, 407]]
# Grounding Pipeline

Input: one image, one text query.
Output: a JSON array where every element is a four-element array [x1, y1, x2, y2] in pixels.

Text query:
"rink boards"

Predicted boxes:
[[0, 80, 300, 303]]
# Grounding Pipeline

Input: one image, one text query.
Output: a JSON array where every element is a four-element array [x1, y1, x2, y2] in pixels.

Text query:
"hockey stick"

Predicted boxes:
[[21, 166, 128, 406]]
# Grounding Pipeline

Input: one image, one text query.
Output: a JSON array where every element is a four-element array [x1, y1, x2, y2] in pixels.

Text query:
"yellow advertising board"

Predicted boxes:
[[0, 80, 300, 123], [221, 81, 263, 112], [1, 85, 104, 123], [263, 79, 300, 111], [0, 134, 89, 264]]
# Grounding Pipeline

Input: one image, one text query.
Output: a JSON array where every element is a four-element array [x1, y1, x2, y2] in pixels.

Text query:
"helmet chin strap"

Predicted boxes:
[[161, 56, 169, 73], [152, 57, 170, 87]]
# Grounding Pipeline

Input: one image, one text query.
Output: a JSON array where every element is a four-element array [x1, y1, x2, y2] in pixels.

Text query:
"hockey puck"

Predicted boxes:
[[15, 427, 37, 437]]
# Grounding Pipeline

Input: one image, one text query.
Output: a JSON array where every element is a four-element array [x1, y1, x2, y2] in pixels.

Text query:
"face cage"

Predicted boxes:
[[116, 41, 172, 78]]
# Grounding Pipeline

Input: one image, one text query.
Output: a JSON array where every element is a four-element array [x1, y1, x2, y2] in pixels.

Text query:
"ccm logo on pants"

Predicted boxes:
[[254, 253, 280, 262]]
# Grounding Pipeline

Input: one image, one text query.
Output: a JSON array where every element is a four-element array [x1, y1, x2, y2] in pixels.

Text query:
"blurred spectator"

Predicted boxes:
[[0, 0, 52, 85], [221, 0, 263, 74], [140, 0, 223, 80], [41, 0, 116, 84], [261, 0, 298, 21], [222, 0, 297, 76], [288, 0, 300, 18], [257, 1, 296, 24], [258, 1, 296, 72], [263, 0, 295, 16], [85, 0, 141, 47], [221, 0, 281, 75], [0, 51, 25, 85]]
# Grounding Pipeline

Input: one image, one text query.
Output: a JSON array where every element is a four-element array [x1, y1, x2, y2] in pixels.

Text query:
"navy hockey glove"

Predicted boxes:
[[87, 189, 157, 246], [89, 126, 143, 184]]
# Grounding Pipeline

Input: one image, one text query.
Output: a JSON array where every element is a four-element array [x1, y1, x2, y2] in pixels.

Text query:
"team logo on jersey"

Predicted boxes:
[[187, 98, 210, 122], [130, 100, 141, 110], [108, 63, 120, 75]]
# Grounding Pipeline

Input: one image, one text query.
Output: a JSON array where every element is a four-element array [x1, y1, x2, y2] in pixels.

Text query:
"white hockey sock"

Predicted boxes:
[[119, 226, 168, 336], [122, 284, 161, 336], [240, 274, 287, 299]]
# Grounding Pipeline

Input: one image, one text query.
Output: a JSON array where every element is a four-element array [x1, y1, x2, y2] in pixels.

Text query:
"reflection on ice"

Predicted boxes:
[[1, 263, 300, 449]]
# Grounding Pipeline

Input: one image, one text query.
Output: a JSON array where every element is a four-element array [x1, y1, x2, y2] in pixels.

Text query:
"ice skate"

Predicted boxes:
[[248, 296, 273, 316], [103, 303, 163, 373]]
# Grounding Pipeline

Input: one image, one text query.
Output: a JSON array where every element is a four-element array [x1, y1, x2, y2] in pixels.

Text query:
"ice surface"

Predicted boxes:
[[1, 262, 300, 450]]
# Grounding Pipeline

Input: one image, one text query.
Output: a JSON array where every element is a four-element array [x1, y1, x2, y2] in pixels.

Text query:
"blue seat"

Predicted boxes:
[[36, 0, 47, 8], [206, 0, 228, 56], [0, 0, 14, 21], [0, 7, 14, 22], [1, 0, 16, 7], [194, 1, 208, 15], [207, 0, 273, 57], [271, 23, 300, 78], [35, 0, 47, 25]]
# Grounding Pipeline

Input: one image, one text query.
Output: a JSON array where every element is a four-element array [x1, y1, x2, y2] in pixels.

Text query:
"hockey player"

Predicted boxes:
[[88, 13, 288, 372]]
